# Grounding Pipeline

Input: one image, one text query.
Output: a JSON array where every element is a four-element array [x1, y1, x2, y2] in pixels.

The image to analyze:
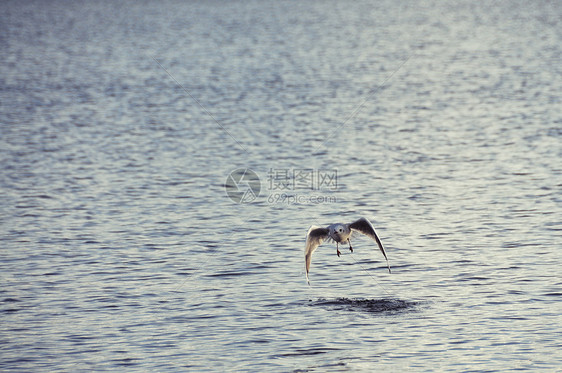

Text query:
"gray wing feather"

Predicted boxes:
[[304, 226, 329, 284], [349, 217, 391, 273]]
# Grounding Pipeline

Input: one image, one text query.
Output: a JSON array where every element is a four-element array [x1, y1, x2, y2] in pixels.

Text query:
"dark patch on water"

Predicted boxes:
[[292, 360, 347, 373], [279, 347, 341, 357], [309, 298, 418, 314]]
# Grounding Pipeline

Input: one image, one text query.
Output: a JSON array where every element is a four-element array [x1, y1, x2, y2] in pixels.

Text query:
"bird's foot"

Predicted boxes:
[[349, 245, 353, 253], [337, 249, 341, 257]]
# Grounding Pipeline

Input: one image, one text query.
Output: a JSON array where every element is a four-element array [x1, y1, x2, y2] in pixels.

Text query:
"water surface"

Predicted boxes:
[[1, 0, 561, 371]]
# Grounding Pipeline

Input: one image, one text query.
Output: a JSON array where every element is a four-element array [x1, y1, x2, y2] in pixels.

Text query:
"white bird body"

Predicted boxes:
[[304, 217, 390, 284]]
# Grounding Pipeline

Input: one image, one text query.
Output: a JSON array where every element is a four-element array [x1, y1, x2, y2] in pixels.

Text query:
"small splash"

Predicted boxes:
[[310, 297, 417, 314]]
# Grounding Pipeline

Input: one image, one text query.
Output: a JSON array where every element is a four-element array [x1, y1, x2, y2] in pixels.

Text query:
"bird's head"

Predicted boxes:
[[329, 224, 346, 242]]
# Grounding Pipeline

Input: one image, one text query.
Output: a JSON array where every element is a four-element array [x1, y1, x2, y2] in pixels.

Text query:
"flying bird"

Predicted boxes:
[[304, 217, 391, 284]]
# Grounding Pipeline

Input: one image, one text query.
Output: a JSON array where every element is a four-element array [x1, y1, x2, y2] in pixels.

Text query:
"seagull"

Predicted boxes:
[[304, 217, 391, 284]]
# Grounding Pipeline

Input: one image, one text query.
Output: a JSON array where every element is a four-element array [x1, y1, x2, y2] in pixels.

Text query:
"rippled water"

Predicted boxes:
[[1, 0, 561, 371]]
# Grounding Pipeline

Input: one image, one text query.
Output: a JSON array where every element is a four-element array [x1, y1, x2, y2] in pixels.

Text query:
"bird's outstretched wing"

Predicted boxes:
[[304, 225, 329, 284], [349, 217, 391, 273]]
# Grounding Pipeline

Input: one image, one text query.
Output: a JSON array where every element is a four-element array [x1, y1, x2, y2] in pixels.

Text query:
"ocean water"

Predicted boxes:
[[1, 0, 561, 371]]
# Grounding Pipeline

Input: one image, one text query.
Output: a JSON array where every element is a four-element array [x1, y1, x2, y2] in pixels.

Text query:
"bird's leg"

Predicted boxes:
[[348, 239, 353, 253], [336, 242, 341, 257]]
